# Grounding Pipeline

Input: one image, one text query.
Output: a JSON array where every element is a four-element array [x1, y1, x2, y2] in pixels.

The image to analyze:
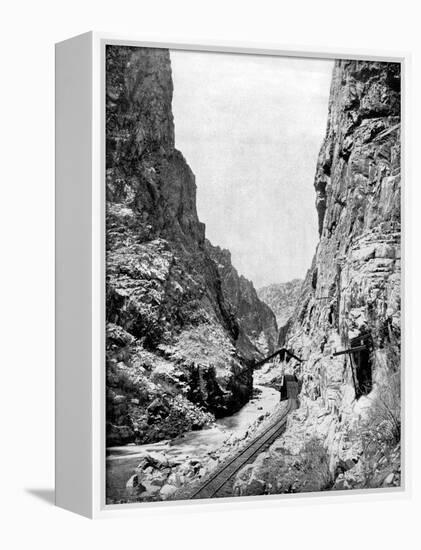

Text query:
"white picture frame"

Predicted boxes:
[[55, 31, 409, 518]]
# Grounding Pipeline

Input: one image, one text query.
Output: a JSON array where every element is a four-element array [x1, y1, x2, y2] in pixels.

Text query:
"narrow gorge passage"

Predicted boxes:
[[104, 45, 311, 504], [105, 45, 401, 505]]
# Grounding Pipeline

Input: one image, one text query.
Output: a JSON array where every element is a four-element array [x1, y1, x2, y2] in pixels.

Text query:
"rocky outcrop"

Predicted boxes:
[[257, 279, 303, 347], [106, 46, 275, 446], [206, 241, 278, 358], [106, 324, 215, 446], [235, 60, 401, 493], [257, 279, 302, 329]]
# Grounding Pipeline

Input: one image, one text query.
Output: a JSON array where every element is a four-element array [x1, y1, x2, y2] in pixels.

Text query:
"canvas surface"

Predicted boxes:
[[104, 45, 401, 504]]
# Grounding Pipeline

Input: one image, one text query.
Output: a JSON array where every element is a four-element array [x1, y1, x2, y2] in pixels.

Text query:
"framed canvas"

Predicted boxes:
[[55, 32, 408, 518]]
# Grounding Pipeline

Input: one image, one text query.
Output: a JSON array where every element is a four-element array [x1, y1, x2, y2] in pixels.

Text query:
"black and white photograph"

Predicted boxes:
[[105, 45, 401, 505], [5, 0, 421, 545]]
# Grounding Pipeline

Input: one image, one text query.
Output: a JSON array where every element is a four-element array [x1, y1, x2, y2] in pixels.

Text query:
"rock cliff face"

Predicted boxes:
[[257, 279, 302, 331], [105, 46, 277, 446], [235, 60, 401, 494], [206, 241, 279, 358]]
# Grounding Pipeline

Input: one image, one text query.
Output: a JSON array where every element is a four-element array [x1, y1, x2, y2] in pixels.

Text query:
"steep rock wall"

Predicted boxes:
[[105, 46, 277, 445], [257, 279, 303, 344], [289, 60, 401, 413], [235, 60, 401, 494]]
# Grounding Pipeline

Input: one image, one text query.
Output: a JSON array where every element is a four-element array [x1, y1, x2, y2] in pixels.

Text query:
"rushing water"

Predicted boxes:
[[106, 383, 279, 500]]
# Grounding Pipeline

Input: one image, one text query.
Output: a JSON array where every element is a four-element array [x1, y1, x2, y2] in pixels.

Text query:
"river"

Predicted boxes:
[[106, 383, 279, 501]]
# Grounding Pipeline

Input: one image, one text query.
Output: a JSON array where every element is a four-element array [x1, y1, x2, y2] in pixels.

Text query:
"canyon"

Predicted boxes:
[[258, 279, 303, 329], [235, 59, 401, 495], [105, 47, 401, 503], [106, 46, 278, 449]]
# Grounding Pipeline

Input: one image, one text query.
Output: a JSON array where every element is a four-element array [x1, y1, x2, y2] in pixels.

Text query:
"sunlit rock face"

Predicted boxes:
[[257, 280, 303, 348], [105, 46, 277, 445], [235, 60, 402, 494], [288, 59, 401, 404], [257, 279, 303, 329], [288, 60, 401, 488]]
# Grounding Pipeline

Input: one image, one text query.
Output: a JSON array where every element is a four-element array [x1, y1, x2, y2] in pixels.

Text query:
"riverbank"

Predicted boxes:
[[106, 383, 280, 503]]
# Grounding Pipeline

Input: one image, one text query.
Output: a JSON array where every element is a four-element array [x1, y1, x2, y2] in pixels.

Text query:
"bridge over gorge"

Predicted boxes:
[[181, 338, 377, 500], [254, 347, 303, 368]]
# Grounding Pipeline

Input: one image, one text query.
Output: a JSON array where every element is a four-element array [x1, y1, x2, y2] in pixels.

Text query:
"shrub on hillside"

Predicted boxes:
[[240, 436, 333, 495], [356, 372, 401, 488], [363, 372, 401, 452]]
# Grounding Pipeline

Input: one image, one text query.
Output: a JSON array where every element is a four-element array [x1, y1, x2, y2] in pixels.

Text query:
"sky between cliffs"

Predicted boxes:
[[170, 50, 334, 288]]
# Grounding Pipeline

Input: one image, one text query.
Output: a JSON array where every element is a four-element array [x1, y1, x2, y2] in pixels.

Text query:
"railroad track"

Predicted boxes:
[[189, 398, 296, 500]]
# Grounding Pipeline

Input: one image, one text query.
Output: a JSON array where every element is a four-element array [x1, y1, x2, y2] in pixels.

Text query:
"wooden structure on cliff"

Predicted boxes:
[[333, 332, 373, 398], [280, 374, 300, 401]]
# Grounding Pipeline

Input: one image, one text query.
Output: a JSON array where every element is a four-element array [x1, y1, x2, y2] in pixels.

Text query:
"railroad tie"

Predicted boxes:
[[189, 399, 295, 500]]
